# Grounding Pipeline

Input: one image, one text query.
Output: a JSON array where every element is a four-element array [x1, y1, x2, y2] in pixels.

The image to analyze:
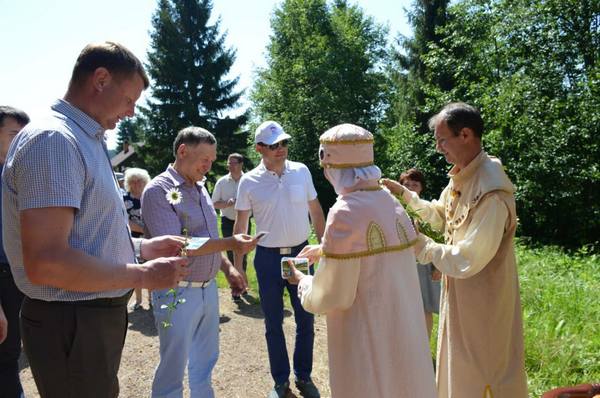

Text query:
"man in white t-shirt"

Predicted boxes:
[[212, 153, 250, 302], [233, 121, 325, 398]]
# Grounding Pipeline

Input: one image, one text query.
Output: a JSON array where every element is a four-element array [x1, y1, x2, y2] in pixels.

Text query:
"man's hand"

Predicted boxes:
[[141, 235, 186, 260], [381, 178, 410, 200], [138, 256, 189, 289], [222, 263, 246, 296], [230, 234, 258, 255], [297, 244, 322, 265], [226, 198, 236, 207], [284, 261, 305, 285], [0, 304, 7, 344]]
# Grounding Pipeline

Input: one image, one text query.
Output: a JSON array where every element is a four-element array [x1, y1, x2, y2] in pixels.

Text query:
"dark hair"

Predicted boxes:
[[228, 153, 244, 163], [428, 102, 484, 138], [70, 42, 149, 89], [399, 168, 426, 192], [0, 106, 30, 127], [173, 126, 216, 157]]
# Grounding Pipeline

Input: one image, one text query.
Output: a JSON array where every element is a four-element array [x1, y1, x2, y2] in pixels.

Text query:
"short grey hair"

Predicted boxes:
[[124, 167, 151, 191], [172, 126, 216, 157], [428, 102, 484, 138]]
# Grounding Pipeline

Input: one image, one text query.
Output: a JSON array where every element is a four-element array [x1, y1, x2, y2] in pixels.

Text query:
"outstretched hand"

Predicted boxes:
[[380, 178, 408, 197], [231, 234, 258, 255], [297, 244, 322, 265], [141, 235, 187, 260]]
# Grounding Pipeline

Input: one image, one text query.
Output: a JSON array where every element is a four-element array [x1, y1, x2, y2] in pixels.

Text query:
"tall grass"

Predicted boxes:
[[518, 242, 599, 396], [215, 216, 599, 396]]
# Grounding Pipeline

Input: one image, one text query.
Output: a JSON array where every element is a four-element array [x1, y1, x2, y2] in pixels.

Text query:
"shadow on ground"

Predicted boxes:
[[230, 293, 292, 320]]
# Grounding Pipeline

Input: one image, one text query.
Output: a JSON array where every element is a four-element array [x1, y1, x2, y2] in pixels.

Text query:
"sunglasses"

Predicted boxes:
[[259, 140, 289, 150]]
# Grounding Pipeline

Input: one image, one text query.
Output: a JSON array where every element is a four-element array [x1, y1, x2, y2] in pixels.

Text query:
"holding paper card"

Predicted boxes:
[[185, 237, 210, 250]]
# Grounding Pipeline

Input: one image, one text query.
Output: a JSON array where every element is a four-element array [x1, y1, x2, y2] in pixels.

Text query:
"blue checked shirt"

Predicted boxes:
[[2, 99, 135, 301]]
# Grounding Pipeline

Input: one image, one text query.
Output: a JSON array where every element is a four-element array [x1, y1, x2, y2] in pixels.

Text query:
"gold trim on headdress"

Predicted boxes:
[[319, 138, 374, 145], [320, 160, 375, 169]]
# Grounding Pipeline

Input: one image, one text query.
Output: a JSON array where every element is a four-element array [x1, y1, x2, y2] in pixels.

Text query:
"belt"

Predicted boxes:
[[258, 241, 308, 255], [178, 279, 213, 288], [27, 290, 133, 308]]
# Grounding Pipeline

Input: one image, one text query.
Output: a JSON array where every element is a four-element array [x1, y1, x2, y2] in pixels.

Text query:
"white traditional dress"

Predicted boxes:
[[298, 186, 437, 398], [408, 151, 528, 398]]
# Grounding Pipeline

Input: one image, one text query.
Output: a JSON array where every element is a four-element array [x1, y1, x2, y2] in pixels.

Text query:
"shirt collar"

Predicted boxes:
[[226, 172, 244, 181], [165, 165, 187, 188], [166, 165, 206, 188], [449, 150, 486, 185], [51, 99, 104, 140], [258, 159, 290, 175]]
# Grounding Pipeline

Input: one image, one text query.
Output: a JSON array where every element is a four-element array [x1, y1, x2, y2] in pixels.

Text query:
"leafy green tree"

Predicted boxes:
[[420, 0, 599, 247], [251, 0, 388, 210], [138, 0, 249, 179]]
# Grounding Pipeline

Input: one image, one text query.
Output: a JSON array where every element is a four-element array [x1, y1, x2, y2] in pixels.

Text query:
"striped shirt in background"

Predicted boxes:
[[142, 166, 221, 281], [1, 99, 135, 301]]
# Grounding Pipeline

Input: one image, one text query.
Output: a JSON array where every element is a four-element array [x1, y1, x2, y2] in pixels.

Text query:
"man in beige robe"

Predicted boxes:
[[287, 124, 437, 398], [384, 102, 528, 398]]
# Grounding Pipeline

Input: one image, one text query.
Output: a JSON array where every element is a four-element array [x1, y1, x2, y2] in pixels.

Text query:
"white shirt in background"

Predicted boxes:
[[212, 173, 242, 221]]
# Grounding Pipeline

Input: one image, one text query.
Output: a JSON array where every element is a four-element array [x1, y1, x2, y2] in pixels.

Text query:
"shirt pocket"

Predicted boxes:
[[288, 184, 306, 204]]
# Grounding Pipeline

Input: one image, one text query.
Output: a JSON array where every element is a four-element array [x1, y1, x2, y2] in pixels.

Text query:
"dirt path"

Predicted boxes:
[[19, 290, 331, 398]]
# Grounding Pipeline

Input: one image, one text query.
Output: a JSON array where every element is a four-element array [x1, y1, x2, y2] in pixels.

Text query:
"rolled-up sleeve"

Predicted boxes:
[[416, 194, 508, 279], [298, 256, 361, 314]]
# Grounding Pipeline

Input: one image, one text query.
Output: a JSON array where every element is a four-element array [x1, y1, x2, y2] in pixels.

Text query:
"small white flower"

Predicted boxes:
[[165, 188, 183, 205]]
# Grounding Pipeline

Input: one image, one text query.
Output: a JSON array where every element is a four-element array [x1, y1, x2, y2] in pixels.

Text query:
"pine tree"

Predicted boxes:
[[139, 0, 248, 178], [380, 0, 451, 194]]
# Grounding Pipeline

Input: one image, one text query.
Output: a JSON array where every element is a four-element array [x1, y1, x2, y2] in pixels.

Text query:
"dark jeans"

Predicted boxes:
[[0, 265, 24, 398], [254, 243, 314, 385], [221, 217, 249, 271], [20, 292, 131, 398]]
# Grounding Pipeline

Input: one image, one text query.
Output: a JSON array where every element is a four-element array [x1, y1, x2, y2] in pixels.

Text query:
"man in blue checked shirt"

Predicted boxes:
[[2, 42, 189, 398]]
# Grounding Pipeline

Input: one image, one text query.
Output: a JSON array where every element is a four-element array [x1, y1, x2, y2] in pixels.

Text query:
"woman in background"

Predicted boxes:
[[399, 168, 441, 342], [123, 167, 151, 310]]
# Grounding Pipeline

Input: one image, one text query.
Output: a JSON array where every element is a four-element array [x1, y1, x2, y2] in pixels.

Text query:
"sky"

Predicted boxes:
[[0, 0, 412, 149]]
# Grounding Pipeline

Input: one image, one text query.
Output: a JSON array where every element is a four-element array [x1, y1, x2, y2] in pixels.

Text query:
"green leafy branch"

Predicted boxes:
[[393, 193, 445, 244]]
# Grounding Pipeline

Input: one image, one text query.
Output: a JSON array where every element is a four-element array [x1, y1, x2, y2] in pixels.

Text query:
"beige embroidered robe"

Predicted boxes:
[[298, 188, 437, 398], [407, 151, 528, 398]]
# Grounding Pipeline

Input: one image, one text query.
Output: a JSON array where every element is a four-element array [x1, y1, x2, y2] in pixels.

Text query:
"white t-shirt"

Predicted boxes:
[[235, 160, 317, 248], [212, 173, 241, 221]]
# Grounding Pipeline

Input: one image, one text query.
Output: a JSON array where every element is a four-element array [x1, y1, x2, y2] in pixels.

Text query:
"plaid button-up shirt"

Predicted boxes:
[[141, 166, 221, 281], [2, 99, 135, 301]]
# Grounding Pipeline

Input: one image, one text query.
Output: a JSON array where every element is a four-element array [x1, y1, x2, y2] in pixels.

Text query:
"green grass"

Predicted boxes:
[[517, 242, 599, 396], [214, 216, 599, 396]]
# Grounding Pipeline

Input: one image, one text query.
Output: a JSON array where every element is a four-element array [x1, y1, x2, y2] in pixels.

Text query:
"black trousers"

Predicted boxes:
[[20, 292, 131, 398], [221, 216, 250, 271], [0, 264, 24, 398]]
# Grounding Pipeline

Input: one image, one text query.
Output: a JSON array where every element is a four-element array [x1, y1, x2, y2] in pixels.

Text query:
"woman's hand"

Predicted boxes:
[[297, 244, 322, 265]]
